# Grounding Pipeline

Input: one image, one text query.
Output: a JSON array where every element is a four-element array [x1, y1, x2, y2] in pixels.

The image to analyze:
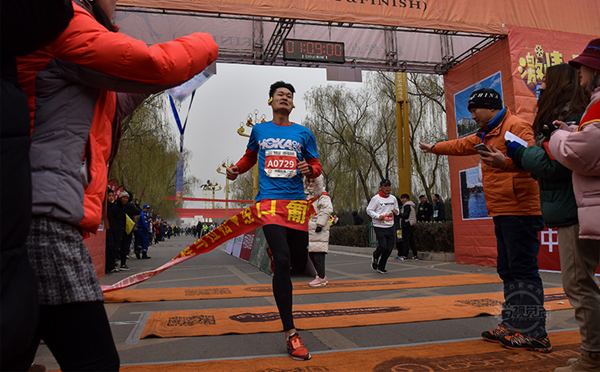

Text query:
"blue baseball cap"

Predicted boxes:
[[143, 204, 150, 209]]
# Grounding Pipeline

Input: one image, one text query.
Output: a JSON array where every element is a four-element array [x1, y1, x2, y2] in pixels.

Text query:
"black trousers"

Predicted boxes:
[[401, 225, 417, 257], [37, 301, 120, 371], [373, 226, 395, 270], [309, 252, 326, 278], [262, 224, 308, 331], [1, 68, 39, 372], [120, 233, 132, 266]]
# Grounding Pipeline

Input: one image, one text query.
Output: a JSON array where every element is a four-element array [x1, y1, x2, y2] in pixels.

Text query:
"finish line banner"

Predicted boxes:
[[101, 199, 315, 293]]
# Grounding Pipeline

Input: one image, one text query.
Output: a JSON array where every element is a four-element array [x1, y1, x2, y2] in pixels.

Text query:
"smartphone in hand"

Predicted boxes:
[[474, 143, 491, 153]]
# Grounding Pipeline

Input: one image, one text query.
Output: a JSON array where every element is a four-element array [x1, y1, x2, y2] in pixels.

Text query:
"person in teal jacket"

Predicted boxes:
[[507, 64, 588, 227]]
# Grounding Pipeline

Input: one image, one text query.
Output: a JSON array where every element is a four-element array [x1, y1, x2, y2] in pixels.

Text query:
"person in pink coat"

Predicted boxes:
[[548, 38, 600, 372]]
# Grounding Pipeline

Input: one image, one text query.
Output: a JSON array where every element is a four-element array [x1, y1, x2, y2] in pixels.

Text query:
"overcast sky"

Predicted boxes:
[[172, 63, 363, 213]]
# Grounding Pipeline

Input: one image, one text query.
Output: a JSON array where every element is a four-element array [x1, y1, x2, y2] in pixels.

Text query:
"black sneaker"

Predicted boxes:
[[482, 324, 514, 343], [499, 333, 552, 353], [371, 257, 378, 270], [377, 269, 388, 274], [135, 250, 141, 259], [120, 265, 130, 271]]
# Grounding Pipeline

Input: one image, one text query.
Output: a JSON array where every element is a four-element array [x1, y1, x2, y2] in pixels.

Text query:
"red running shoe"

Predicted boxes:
[[286, 333, 311, 361]]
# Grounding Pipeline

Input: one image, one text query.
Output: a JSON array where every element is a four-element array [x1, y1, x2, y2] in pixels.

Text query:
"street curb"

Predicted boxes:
[[329, 245, 455, 262]]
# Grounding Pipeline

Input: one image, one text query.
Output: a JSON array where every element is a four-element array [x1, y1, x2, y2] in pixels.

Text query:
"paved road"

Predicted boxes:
[[33, 235, 576, 369]]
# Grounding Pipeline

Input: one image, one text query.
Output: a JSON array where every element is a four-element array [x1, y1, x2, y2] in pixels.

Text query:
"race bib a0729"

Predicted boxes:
[[264, 150, 297, 178]]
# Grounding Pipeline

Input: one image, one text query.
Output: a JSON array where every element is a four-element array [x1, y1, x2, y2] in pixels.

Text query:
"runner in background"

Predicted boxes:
[[227, 81, 322, 361]]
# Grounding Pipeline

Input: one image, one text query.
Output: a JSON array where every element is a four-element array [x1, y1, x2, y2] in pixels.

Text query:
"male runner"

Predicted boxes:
[[227, 81, 321, 361]]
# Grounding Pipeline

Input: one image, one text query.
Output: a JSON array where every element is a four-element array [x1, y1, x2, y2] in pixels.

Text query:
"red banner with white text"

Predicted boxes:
[[101, 199, 314, 293]]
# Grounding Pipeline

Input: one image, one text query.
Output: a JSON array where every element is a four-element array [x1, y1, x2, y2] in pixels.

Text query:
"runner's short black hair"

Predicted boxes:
[[434, 193, 442, 200], [269, 81, 295, 98], [401, 194, 410, 199]]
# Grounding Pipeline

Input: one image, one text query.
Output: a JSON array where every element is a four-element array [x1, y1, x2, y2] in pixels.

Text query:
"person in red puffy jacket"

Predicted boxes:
[[16, 0, 218, 370]]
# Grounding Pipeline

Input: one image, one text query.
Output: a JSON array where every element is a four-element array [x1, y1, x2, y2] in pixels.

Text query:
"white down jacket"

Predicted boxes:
[[304, 175, 334, 253]]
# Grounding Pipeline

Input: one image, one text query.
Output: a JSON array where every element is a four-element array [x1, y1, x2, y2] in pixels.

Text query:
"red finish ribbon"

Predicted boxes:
[[101, 199, 315, 293]]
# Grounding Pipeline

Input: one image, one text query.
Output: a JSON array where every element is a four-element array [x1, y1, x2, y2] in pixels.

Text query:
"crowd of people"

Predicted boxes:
[[416, 40, 600, 371], [104, 189, 194, 273], [1, 0, 598, 368]]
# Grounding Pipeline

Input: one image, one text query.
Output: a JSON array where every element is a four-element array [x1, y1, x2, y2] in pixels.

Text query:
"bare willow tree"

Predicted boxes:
[[302, 80, 398, 212], [109, 94, 199, 220], [230, 170, 255, 205]]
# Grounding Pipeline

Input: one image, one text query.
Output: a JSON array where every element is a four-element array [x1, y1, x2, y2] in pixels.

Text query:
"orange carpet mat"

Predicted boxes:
[[124, 330, 581, 372], [105, 273, 503, 303], [141, 287, 571, 338]]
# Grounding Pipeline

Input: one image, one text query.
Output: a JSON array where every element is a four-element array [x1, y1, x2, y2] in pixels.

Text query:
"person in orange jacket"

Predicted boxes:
[[420, 88, 550, 353], [16, 0, 218, 370]]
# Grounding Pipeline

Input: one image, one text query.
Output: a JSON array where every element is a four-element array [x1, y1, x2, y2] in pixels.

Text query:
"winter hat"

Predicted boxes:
[[119, 191, 129, 199], [569, 38, 600, 71], [467, 88, 503, 110]]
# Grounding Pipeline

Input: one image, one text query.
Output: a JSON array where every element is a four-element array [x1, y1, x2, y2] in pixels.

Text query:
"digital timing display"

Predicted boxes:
[[283, 39, 345, 63]]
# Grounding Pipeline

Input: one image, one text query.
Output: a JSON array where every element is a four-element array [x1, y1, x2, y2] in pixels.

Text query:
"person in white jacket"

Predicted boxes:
[[304, 175, 334, 287], [366, 179, 399, 274]]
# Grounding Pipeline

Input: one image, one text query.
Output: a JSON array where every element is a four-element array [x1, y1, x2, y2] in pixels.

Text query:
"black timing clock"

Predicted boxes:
[[283, 38, 345, 63]]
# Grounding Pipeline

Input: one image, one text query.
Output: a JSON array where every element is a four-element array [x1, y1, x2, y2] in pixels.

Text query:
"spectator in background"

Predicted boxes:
[[547, 40, 600, 371], [416, 195, 433, 222], [433, 194, 446, 222], [367, 179, 399, 274], [118, 191, 134, 268], [162, 221, 168, 241], [196, 221, 202, 238], [105, 189, 118, 274], [304, 175, 334, 287], [393, 212, 404, 260], [154, 220, 162, 244], [398, 194, 418, 260], [352, 211, 364, 225], [420, 88, 550, 353], [148, 217, 154, 246], [135, 204, 151, 260]]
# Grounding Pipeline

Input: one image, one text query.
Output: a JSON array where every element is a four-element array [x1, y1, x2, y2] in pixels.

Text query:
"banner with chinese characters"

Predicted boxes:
[[100, 199, 315, 293], [443, 27, 597, 271], [508, 25, 591, 125]]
